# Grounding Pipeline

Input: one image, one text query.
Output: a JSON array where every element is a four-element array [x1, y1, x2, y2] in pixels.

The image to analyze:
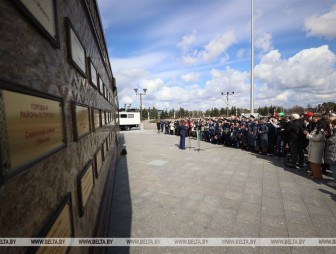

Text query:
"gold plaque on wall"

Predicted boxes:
[[91, 108, 101, 131], [12, 0, 59, 47], [0, 89, 65, 176], [77, 160, 94, 217], [34, 193, 75, 254], [94, 146, 103, 178], [72, 102, 90, 141], [98, 76, 104, 95], [89, 58, 98, 88], [66, 18, 86, 77], [100, 110, 106, 126]]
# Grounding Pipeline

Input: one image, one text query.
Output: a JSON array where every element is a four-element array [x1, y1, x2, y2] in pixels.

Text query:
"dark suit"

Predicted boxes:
[[282, 120, 304, 166], [179, 125, 187, 149]]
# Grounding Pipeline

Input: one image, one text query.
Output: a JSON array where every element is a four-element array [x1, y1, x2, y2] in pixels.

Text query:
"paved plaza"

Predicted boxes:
[[107, 122, 336, 254]]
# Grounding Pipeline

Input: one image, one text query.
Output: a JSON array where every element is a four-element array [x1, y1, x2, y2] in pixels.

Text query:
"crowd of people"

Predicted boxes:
[[156, 112, 336, 186]]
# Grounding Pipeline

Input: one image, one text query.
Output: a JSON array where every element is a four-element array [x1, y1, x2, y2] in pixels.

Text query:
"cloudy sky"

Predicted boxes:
[[97, 0, 336, 111]]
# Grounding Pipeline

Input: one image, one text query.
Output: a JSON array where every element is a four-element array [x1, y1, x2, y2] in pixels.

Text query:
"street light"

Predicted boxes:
[[250, 0, 254, 114], [123, 104, 131, 111], [221, 92, 234, 116], [134, 88, 147, 124]]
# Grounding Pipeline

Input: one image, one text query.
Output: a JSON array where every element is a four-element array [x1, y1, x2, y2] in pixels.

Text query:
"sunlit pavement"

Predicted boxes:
[[107, 122, 336, 254]]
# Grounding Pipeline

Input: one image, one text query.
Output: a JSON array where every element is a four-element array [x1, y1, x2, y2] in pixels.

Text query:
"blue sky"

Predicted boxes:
[[97, 0, 336, 111]]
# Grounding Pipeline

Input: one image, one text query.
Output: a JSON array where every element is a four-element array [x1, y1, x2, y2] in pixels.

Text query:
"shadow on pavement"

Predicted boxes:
[[319, 188, 336, 202], [237, 145, 335, 192], [191, 135, 334, 190], [106, 133, 132, 254]]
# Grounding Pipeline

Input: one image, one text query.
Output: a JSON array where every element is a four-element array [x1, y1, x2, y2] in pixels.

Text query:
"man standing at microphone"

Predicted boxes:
[[179, 119, 187, 150]]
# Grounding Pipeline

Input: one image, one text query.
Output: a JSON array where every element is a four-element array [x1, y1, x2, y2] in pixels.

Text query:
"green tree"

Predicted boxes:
[[210, 107, 219, 117], [288, 105, 304, 114], [160, 109, 166, 119], [219, 107, 225, 116], [179, 107, 186, 118], [320, 102, 336, 113], [149, 107, 158, 119], [142, 108, 148, 120]]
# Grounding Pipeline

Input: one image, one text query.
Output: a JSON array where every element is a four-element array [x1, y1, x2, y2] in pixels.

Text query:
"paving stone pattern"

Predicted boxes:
[[107, 123, 336, 254]]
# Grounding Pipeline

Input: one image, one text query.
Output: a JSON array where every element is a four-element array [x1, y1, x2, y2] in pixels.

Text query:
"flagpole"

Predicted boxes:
[[250, 0, 254, 114]]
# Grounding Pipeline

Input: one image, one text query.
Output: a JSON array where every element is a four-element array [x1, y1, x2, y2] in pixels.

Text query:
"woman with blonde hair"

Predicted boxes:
[[304, 118, 331, 179]]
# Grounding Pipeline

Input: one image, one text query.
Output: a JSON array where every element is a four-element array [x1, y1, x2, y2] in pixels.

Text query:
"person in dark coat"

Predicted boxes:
[[281, 113, 305, 168], [232, 122, 241, 148], [179, 120, 187, 149], [209, 124, 216, 144], [165, 121, 169, 134], [252, 120, 260, 152], [175, 120, 180, 136], [240, 123, 248, 150], [279, 115, 291, 156], [160, 120, 164, 132], [259, 118, 269, 154], [223, 120, 231, 146], [156, 120, 161, 134], [247, 116, 255, 150]]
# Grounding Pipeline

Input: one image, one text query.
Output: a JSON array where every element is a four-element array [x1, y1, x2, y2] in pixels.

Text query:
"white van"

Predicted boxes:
[[119, 111, 141, 130]]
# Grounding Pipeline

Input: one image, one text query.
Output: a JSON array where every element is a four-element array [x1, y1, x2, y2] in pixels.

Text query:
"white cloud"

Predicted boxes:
[[139, 78, 164, 93], [275, 91, 290, 102], [201, 31, 237, 62], [115, 68, 152, 91], [203, 67, 250, 105], [111, 52, 169, 70], [182, 55, 198, 65], [253, 45, 336, 107], [255, 32, 273, 52], [114, 46, 336, 111], [180, 31, 237, 65], [304, 4, 336, 39], [122, 95, 133, 104], [116, 66, 251, 110], [177, 31, 197, 52], [181, 72, 200, 83], [255, 45, 336, 90]]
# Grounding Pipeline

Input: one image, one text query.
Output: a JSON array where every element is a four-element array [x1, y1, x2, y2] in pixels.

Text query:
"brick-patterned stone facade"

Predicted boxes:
[[0, 1, 118, 253]]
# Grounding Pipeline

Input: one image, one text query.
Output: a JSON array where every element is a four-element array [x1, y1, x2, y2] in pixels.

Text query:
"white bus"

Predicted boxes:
[[119, 111, 141, 130]]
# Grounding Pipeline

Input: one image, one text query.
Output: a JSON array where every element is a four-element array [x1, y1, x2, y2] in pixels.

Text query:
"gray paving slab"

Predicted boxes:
[[107, 124, 336, 253]]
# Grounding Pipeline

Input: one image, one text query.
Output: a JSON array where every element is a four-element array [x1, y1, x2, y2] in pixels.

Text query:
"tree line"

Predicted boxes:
[[136, 102, 336, 120]]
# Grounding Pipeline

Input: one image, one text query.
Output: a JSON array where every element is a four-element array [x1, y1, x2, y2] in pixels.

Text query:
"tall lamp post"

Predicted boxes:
[[134, 88, 147, 127], [221, 92, 234, 116], [250, 0, 254, 114]]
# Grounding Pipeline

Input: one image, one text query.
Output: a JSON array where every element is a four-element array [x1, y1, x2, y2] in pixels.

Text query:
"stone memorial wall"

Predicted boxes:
[[0, 1, 118, 253]]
